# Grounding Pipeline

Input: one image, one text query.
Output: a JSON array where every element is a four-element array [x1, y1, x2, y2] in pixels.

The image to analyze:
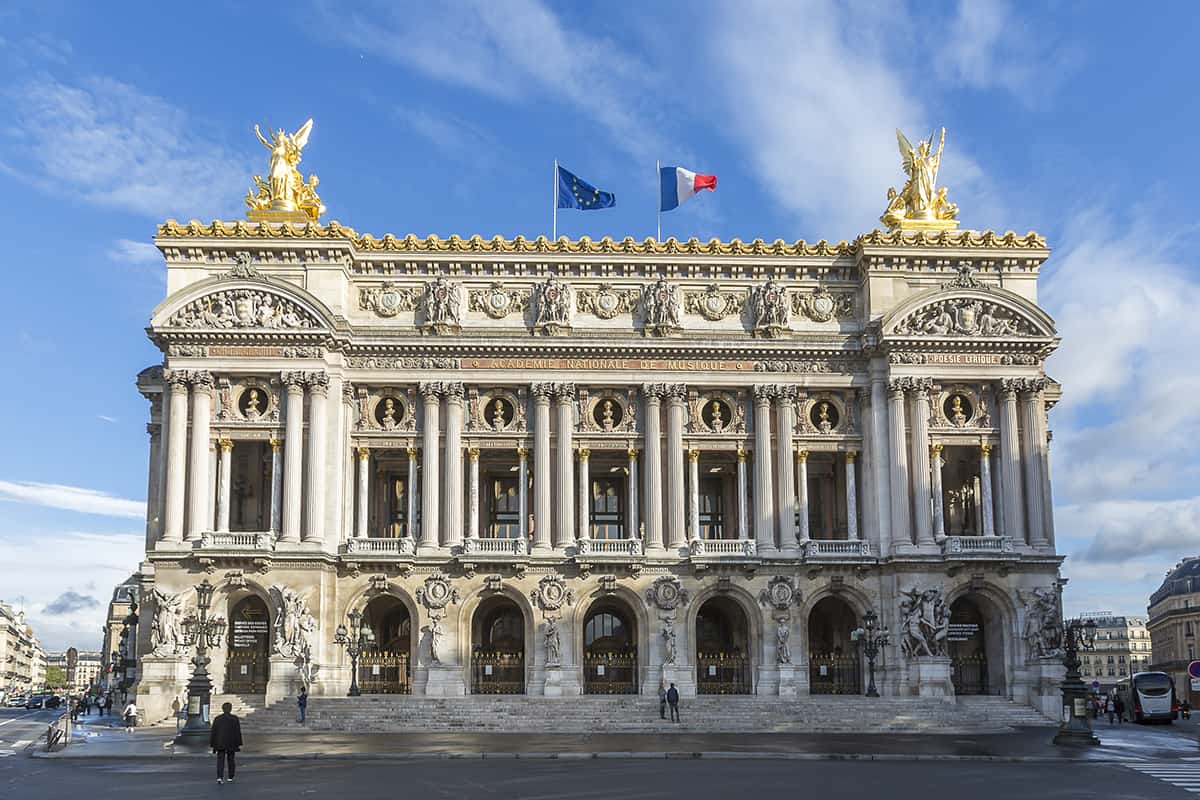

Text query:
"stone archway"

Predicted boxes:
[[358, 594, 414, 694], [807, 596, 861, 695], [695, 596, 751, 694], [582, 598, 639, 695], [949, 594, 1006, 696], [225, 595, 271, 694], [470, 595, 526, 694]]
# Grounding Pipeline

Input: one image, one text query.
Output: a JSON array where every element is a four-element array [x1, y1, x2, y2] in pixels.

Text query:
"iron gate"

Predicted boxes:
[[471, 651, 525, 694], [951, 653, 989, 695], [358, 651, 412, 694], [583, 652, 638, 694], [225, 649, 267, 693], [809, 653, 862, 695], [696, 652, 751, 694]]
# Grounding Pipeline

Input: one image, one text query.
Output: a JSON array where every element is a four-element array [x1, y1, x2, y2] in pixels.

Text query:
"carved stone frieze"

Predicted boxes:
[[683, 283, 745, 322], [641, 278, 682, 336], [529, 575, 575, 616], [416, 570, 460, 613], [758, 575, 801, 612], [749, 279, 790, 336], [644, 575, 690, 612], [754, 358, 855, 374], [532, 278, 573, 334], [359, 282, 418, 317], [347, 356, 462, 370], [469, 282, 530, 320], [894, 298, 1034, 337], [421, 277, 464, 333], [576, 283, 639, 320], [168, 288, 319, 329], [793, 287, 854, 323]]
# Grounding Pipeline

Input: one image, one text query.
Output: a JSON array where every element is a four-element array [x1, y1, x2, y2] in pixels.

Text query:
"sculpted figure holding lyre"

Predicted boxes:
[[245, 118, 325, 222], [881, 127, 959, 231]]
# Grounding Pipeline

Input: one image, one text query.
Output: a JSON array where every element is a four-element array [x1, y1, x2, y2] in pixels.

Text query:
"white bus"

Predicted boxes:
[[1115, 671, 1178, 723]]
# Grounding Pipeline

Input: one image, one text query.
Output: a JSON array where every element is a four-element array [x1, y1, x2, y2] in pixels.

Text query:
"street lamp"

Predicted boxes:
[[120, 598, 139, 703], [1053, 617, 1099, 746], [174, 580, 227, 742], [851, 609, 890, 698], [333, 609, 375, 697]]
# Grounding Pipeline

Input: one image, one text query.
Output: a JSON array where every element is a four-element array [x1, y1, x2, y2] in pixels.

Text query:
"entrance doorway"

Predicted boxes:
[[225, 595, 270, 693], [695, 597, 751, 694], [583, 601, 638, 694], [471, 597, 526, 694], [949, 596, 1001, 695], [360, 595, 412, 694], [807, 596, 861, 694]]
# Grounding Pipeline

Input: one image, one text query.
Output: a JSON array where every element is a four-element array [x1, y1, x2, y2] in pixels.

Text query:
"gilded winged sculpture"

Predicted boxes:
[[880, 127, 958, 231], [245, 118, 326, 222]]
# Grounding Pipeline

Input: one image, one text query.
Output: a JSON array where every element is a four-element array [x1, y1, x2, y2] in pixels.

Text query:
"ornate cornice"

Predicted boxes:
[[156, 220, 1048, 255]]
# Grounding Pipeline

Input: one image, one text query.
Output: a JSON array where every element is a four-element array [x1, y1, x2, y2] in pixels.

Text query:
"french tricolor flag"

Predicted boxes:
[[659, 165, 717, 212]]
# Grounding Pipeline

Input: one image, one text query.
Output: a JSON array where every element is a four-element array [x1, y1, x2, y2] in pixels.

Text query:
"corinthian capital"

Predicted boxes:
[[752, 384, 775, 404], [443, 381, 466, 403], [662, 383, 687, 402], [887, 378, 907, 397], [188, 370, 215, 394], [419, 381, 442, 401], [773, 385, 798, 405], [640, 383, 666, 401], [305, 371, 329, 395], [530, 382, 555, 402], [281, 370, 307, 389], [551, 382, 576, 401], [164, 369, 190, 391]]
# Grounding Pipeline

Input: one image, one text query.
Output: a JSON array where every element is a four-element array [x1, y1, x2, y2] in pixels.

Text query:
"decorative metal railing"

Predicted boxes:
[[696, 652, 751, 695], [471, 650, 525, 695], [808, 653, 862, 695], [358, 650, 412, 694], [951, 653, 990, 695], [583, 651, 639, 695]]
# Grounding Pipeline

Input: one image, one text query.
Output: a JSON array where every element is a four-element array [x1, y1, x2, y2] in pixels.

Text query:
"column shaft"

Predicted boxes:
[[886, 382, 912, 547], [356, 447, 369, 539], [930, 444, 945, 541], [688, 449, 700, 541], [468, 447, 480, 540], [555, 387, 576, 549], [845, 452, 858, 540], [162, 375, 189, 543], [216, 439, 233, 533], [532, 388, 553, 552], [910, 383, 935, 546], [775, 393, 798, 553], [207, 441, 217, 531], [443, 386, 465, 548], [517, 448, 529, 542], [870, 377, 893, 554], [187, 374, 214, 541], [998, 383, 1026, 544], [304, 376, 328, 544], [736, 449, 749, 540], [980, 445, 996, 537], [796, 451, 810, 542], [269, 439, 282, 535], [280, 376, 304, 543], [406, 447, 418, 540], [752, 388, 777, 553], [856, 389, 875, 545], [642, 390, 665, 552], [665, 389, 686, 549], [627, 448, 639, 540], [577, 448, 590, 540], [1020, 388, 1048, 547], [419, 385, 441, 549]]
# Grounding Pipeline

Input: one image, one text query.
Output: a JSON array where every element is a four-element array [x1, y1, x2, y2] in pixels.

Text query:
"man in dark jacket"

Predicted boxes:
[[666, 683, 680, 723], [209, 702, 243, 784]]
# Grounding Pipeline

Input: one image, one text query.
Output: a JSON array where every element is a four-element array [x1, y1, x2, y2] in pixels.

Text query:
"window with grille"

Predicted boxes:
[[589, 477, 625, 539], [387, 476, 409, 538], [699, 477, 725, 539], [488, 477, 521, 538]]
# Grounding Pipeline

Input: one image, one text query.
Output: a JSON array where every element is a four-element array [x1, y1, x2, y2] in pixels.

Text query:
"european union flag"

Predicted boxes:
[[556, 165, 616, 210]]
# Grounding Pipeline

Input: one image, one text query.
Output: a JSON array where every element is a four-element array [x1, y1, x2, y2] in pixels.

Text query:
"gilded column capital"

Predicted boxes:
[[736, 448, 747, 463], [406, 446, 418, 459], [845, 450, 856, 464], [930, 443, 943, 459], [516, 446, 529, 459], [626, 447, 640, 459], [577, 447, 590, 462], [468, 447, 481, 462], [357, 446, 371, 461], [796, 449, 809, 463], [218, 438, 234, 452], [980, 443, 993, 457], [269, 438, 283, 453], [687, 448, 700, 463]]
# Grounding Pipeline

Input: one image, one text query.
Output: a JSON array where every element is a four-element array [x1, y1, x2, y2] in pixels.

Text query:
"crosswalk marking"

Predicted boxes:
[[1127, 763, 1200, 794]]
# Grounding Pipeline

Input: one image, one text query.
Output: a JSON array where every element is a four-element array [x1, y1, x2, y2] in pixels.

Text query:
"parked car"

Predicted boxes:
[[44, 695, 62, 709], [7, 696, 27, 708], [24, 695, 44, 709]]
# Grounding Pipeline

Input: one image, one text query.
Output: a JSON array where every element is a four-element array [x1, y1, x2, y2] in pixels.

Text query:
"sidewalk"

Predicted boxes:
[[35, 716, 1200, 763]]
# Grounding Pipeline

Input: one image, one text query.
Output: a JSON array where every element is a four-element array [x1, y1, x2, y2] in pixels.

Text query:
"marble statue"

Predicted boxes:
[[776, 619, 792, 664], [534, 278, 572, 329], [751, 279, 789, 333], [426, 616, 445, 665], [642, 278, 682, 333], [661, 616, 678, 664], [899, 587, 949, 658], [544, 617, 562, 667], [1019, 587, 1063, 659], [149, 588, 185, 656], [270, 584, 316, 659], [422, 278, 463, 330]]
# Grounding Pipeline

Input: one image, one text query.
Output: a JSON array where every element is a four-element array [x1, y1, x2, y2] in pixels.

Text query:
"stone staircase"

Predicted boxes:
[[241, 694, 1054, 735]]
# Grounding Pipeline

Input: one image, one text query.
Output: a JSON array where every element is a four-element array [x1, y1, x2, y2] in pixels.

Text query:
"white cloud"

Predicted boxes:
[[108, 238, 162, 266], [0, 481, 145, 520], [0, 75, 249, 219], [96, 415, 118, 424], [1061, 498, 1200, 565]]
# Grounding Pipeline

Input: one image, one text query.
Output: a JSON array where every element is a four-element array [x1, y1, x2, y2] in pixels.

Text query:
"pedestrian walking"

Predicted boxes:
[[210, 701, 243, 785], [1105, 695, 1116, 725], [122, 700, 138, 733], [297, 687, 308, 724], [104, 693, 113, 716], [667, 682, 680, 723], [1114, 695, 1125, 724], [69, 697, 79, 722], [658, 683, 667, 720]]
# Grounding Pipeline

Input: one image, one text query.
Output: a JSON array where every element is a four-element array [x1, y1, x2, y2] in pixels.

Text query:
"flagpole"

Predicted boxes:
[[655, 159, 661, 242], [552, 160, 558, 241]]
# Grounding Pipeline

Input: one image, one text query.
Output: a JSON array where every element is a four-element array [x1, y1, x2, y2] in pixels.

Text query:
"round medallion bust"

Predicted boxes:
[[701, 398, 732, 431], [592, 397, 624, 430], [238, 386, 269, 418], [486, 396, 515, 430], [375, 396, 405, 429], [944, 394, 973, 426], [810, 400, 839, 432]]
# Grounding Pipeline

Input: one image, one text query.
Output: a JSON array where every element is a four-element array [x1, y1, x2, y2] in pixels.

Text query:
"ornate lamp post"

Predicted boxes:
[[851, 609, 890, 698], [1053, 617, 1099, 746], [174, 580, 227, 742], [333, 610, 375, 697]]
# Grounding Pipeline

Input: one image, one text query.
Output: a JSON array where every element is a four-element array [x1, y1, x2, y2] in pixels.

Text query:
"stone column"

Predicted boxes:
[[517, 447, 529, 542], [554, 384, 576, 550], [355, 447, 370, 539], [775, 388, 798, 554], [856, 388, 875, 545], [752, 385, 777, 553], [909, 379, 935, 547], [577, 447, 590, 540], [1020, 381, 1049, 547], [531, 384, 553, 552], [187, 371, 214, 542], [664, 385, 687, 550], [845, 451, 858, 540], [468, 446, 480, 541], [304, 373, 329, 544], [930, 444, 945, 541], [870, 375, 893, 555], [216, 439, 233, 533], [736, 448, 749, 540], [796, 450, 810, 543], [406, 447, 418, 540], [443, 383, 466, 548], [627, 448, 639, 540], [998, 380, 1026, 545], [162, 371, 189, 544], [279, 373, 305, 543], [207, 440, 217, 531], [990, 445, 1004, 541], [886, 379, 912, 547], [641, 385, 665, 553], [979, 444, 996, 537], [419, 383, 441, 549], [688, 449, 700, 541]]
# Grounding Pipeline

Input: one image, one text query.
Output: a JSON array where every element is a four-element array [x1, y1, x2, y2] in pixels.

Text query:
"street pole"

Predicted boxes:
[[335, 609, 375, 697], [852, 609, 890, 698], [1053, 617, 1099, 746], [175, 580, 227, 743]]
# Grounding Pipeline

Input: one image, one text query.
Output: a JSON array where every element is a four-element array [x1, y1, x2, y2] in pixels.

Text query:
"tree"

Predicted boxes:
[[45, 666, 66, 691]]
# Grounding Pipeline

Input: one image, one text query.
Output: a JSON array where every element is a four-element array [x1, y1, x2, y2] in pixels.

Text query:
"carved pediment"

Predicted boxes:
[[883, 287, 1055, 339], [166, 286, 324, 330]]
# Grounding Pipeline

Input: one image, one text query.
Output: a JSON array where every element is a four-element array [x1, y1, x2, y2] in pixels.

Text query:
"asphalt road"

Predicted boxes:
[[1, 757, 1192, 799], [0, 708, 58, 757]]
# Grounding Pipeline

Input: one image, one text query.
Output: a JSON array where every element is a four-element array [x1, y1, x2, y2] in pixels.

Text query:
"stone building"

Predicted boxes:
[[0, 602, 45, 698], [1077, 612, 1152, 693], [1149, 558, 1200, 703], [128, 130, 1068, 724], [99, 575, 140, 693]]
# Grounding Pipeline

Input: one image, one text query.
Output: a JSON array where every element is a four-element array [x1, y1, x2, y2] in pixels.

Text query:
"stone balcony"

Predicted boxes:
[[344, 536, 417, 556], [576, 537, 644, 558], [941, 536, 1015, 557], [461, 536, 529, 558], [802, 539, 873, 562], [688, 538, 758, 562], [197, 531, 275, 551]]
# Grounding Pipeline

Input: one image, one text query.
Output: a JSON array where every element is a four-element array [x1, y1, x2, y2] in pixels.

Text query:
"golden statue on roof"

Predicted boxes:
[[880, 127, 959, 232], [245, 118, 325, 223]]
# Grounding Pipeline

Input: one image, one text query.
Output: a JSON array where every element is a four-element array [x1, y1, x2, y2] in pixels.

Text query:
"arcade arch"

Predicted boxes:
[[582, 598, 639, 694], [694, 596, 751, 694], [807, 596, 861, 695]]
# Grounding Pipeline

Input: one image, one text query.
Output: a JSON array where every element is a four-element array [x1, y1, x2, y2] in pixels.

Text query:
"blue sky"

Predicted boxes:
[[0, 0, 1197, 651]]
